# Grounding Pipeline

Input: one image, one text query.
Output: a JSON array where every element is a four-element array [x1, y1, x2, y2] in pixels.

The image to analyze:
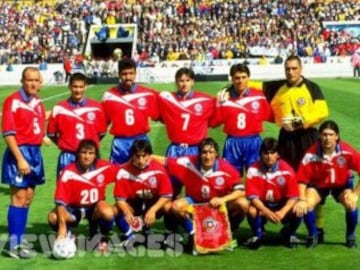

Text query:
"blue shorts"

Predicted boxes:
[[65, 205, 95, 227], [1, 145, 45, 188], [110, 134, 149, 164], [223, 135, 262, 174], [165, 143, 199, 158], [57, 151, 76, 177]]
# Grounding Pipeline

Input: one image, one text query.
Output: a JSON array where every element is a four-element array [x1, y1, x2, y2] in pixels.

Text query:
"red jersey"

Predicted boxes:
[[55, 160, 116, 207], [114, 159, 172, 200], [158, 91, 215, 144], [2, 89, 46, 145], [246, 159, 299, 204], [102, 85, 159, 137], [297, 141, 360, 188], [210, 88, 272, 136], [47, 98, 107, 152], [166, 156, 242, 203]]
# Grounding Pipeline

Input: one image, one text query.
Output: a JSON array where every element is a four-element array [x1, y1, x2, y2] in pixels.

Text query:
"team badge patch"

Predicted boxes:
[[148, 176, 157, 188], [277, 176, 285, 186], [194, 103, 203, 113], [138, 97, 146, 106], [215, 177, 224, 186], [251, 101, 260, 110], [297, 98, 305, 105], [337, 156, 346, 166], [97, 174, 105, 184], [87, 112, 95, 121]]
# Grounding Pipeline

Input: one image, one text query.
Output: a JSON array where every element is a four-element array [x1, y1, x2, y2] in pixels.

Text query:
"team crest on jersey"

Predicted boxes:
[[138, 97, 146, 106], [202, 217, 218, 233], [297, 98, 305, 105], [277, 176, 285, 186], [215, 177, 224, 186], [97, 174, 105, 184], [87, 112, 95, 121], [194, 103, 203, 113], [337, 156, 346, 166], [251, 101, 260, 110], [148, 176, 157, 188]]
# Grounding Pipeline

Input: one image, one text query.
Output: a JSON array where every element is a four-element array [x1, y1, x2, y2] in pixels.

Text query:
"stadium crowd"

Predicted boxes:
[[0, 0, 359, 67]]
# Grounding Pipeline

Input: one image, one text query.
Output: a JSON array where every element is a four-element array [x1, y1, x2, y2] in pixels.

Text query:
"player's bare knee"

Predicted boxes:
[[248, 205, 258, 217], [48, 211, 58, 225], [95, 202, 114, 220]]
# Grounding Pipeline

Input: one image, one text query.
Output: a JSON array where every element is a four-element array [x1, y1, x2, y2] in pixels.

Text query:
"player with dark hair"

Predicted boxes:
[[245, 137, 301, 249], [262, 55, 329, 170], [154, 137, 248, 251], [113, 139, 173, 246], [211, 63, 272, 175], [1, 67, 46, 258], [293, 120, 360, 248], [102, 58, 159, 164], [48, 139, 117, 251], [158, 67, 215, 158], [47, 71, 107, 176]]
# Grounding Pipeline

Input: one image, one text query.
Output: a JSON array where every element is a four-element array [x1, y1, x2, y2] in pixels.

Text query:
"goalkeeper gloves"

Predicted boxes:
[[281, 115, 304, 132]]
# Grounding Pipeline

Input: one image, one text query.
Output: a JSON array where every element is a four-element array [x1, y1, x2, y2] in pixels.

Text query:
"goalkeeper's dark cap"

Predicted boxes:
[[260, 137, 279, 154]]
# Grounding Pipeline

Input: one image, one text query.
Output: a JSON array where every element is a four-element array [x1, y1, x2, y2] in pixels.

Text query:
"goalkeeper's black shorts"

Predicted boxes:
[[278, 127, 318, 170]]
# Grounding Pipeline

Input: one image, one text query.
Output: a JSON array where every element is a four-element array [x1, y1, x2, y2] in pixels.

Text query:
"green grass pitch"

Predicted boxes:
[[0, 78, 359, 270]]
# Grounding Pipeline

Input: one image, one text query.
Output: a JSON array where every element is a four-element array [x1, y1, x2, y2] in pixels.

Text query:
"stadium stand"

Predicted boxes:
[[0, 0, 359, 66]]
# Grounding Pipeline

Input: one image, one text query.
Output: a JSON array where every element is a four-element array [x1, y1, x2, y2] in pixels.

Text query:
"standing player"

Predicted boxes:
[[211, 63, 272, 175], [262, 55, 329, 170], [1, 67, 46, 258], [155, 137, 248, 250], [48, 139, 116, 249], [113, 140, 173, 245], [158, 67, 215, 158], [47, 72, 107, 176], [293, 120, 360, 248], [263, 54, 329, 242], [245, 138, 301, 249], [102, 59, 159, 164], [158, 67, 216, 221]]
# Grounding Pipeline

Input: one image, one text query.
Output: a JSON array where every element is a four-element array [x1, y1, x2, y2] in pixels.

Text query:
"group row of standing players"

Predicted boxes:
[[2, 55, 360, 258]]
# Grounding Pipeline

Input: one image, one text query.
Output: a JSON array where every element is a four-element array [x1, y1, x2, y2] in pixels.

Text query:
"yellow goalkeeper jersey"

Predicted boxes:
[[263, 78, 329, 128]]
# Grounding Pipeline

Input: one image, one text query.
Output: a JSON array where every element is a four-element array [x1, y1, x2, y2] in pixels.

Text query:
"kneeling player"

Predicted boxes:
[[245, 138, 301, 249], [48, 139, 117, 251], [156, 137, 248, 251], [113, 140, 173, 248], [293, 120, 360, 248]]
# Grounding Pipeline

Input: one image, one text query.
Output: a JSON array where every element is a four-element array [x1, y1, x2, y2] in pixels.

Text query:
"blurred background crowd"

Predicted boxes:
[[0, 0, 359, 68]]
